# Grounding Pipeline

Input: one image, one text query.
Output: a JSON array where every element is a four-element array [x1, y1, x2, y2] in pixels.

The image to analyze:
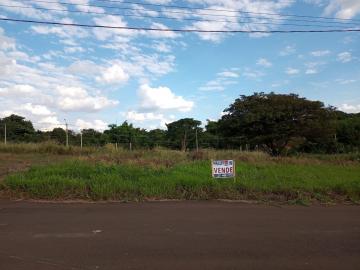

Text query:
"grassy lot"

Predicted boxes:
[[0, 144, 359, 203], [0, 152, 69, 181]]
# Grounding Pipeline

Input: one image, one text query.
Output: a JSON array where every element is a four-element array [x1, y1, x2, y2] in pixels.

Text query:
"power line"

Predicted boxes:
[[1, 17, 360, 33], [21, 0, 360, 23], [2, 4, 358, 29], [93, 0, 298, 15], [24, 0, 360, 22]]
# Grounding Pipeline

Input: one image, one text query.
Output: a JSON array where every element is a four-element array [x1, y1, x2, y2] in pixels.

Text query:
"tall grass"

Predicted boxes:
[[3, 160, 360, 203], [1, 143, 358, 164], [0, 142, 97, 155], [1, 143, 359, 203]]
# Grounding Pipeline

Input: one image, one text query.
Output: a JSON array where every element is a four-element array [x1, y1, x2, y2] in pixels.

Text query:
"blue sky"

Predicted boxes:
[[0, 0, 359, 131]]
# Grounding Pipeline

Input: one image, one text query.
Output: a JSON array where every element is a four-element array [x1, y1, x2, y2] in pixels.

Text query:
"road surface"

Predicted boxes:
[[0, 201, 359, 270]]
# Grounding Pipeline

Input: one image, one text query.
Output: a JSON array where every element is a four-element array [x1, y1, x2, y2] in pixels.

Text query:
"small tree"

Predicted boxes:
[[50, 128, 66, 145]]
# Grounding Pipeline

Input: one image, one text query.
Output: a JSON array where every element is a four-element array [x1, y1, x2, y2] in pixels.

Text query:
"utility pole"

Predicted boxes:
[[181, 130, 187, 152], [64, 119, 69, 147], [195, 128, 199, 153], [4, 123, 6, 145], [80, 131, 83, 149], [129, 133, 132, 151]]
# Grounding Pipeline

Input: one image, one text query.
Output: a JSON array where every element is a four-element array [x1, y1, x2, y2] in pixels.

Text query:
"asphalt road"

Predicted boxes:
[[0, 201, 359, 270]]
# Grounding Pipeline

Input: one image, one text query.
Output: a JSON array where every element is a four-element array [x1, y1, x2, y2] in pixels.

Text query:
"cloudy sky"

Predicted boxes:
[[0, 0, 359, 131]]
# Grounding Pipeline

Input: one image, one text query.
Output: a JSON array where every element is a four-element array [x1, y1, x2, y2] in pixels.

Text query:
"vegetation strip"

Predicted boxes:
[[1, 93, 359, 155], [1, 151, 359, 203]]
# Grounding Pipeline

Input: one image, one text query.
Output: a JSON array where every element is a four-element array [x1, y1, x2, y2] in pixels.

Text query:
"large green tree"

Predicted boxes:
[[218, 92, 337, 155], [81, 129, 107, 146], [336, 112, 360, 152], [104, 121, 149, 149], [166, 118, 202, 151], [50, 128, 66, 145], [0, 114, 35, 142], [147, 129, 166, 148]]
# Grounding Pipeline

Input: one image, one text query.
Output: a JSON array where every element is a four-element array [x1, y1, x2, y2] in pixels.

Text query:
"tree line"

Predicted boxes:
[[1, 93, 359, 155]]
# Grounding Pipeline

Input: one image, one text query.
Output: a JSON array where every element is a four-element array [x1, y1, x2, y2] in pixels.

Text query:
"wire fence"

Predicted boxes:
[[1, 122, 359, 154], [0, 122, 259, 151]]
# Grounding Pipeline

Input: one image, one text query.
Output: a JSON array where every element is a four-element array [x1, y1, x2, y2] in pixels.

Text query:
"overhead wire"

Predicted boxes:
[[22, 0, 360, 22], [1, 17, 360, 33], [19, 0, 360, 23], [2, 4, 359, 28]]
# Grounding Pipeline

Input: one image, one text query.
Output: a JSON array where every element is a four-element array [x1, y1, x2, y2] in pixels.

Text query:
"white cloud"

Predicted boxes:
[[324, 0, 360, 19], [92, 15, 179, 41], [0, 110, 15, 118], [335, 78, 357, 84], [188, 0, 294, 42], [96, 64, 130, 84], [57, 85, 87, 98], [311, 50, 331, 57], [67, 0, 105, 13], [286, 67, 300, 75], [145, 0, 172, 4], [92, 15, 134, 41], [304, 61, 325, 74], [126, 111, 162, 121], [199, 78, 237, 91], [64, 46, 85, 54], [75, 119, 108, 131], [131, 54, 175, 76], [37, 116, 62, 131], [67, 60, 99, 75], [0, 84, 36, 96], [125, 110, 175, 129], [146, 22, 180, 39], [271, 80, 290, 88], [152, 41, 171, 52], [138, 84, 194, 112], [56, 86, 119, 112], [280, 45, 296, 56], [190, 20, 235, 43], [337, 51, 352, 63], [200, 68, 239, 91], [0, 27, 15, 50], [0, 20, 124, 130], [58, 97, 118, 112], [338, 103, 360, 113], [343, 36, 354, 44], [133, 5, 160, 17], [217, 71, 239, 78], [31, 21, 88, 39], [243, 68, 264, 79], [0, 0, 56, 20], [305, 69, 318, 74], [304, 0, 326, 5], [21, 103, 54, 116], [256, 58, 272, 67]]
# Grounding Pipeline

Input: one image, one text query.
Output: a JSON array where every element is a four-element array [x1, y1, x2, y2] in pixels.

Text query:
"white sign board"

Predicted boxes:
[[211, 160, 235, 178]]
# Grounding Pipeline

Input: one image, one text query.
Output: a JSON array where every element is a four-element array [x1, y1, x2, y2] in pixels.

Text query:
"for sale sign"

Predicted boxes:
[[211, 160, 235, 178]]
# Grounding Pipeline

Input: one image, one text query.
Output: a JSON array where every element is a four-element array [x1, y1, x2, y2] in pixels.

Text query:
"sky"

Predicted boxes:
[[0, 0, 359, 131]]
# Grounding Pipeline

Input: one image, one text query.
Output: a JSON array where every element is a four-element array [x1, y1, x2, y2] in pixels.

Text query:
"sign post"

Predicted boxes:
[[211, 160, 236, 181]]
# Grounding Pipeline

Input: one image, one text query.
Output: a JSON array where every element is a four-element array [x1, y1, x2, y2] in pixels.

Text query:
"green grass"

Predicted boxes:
[[2, 159, 360, 203]]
